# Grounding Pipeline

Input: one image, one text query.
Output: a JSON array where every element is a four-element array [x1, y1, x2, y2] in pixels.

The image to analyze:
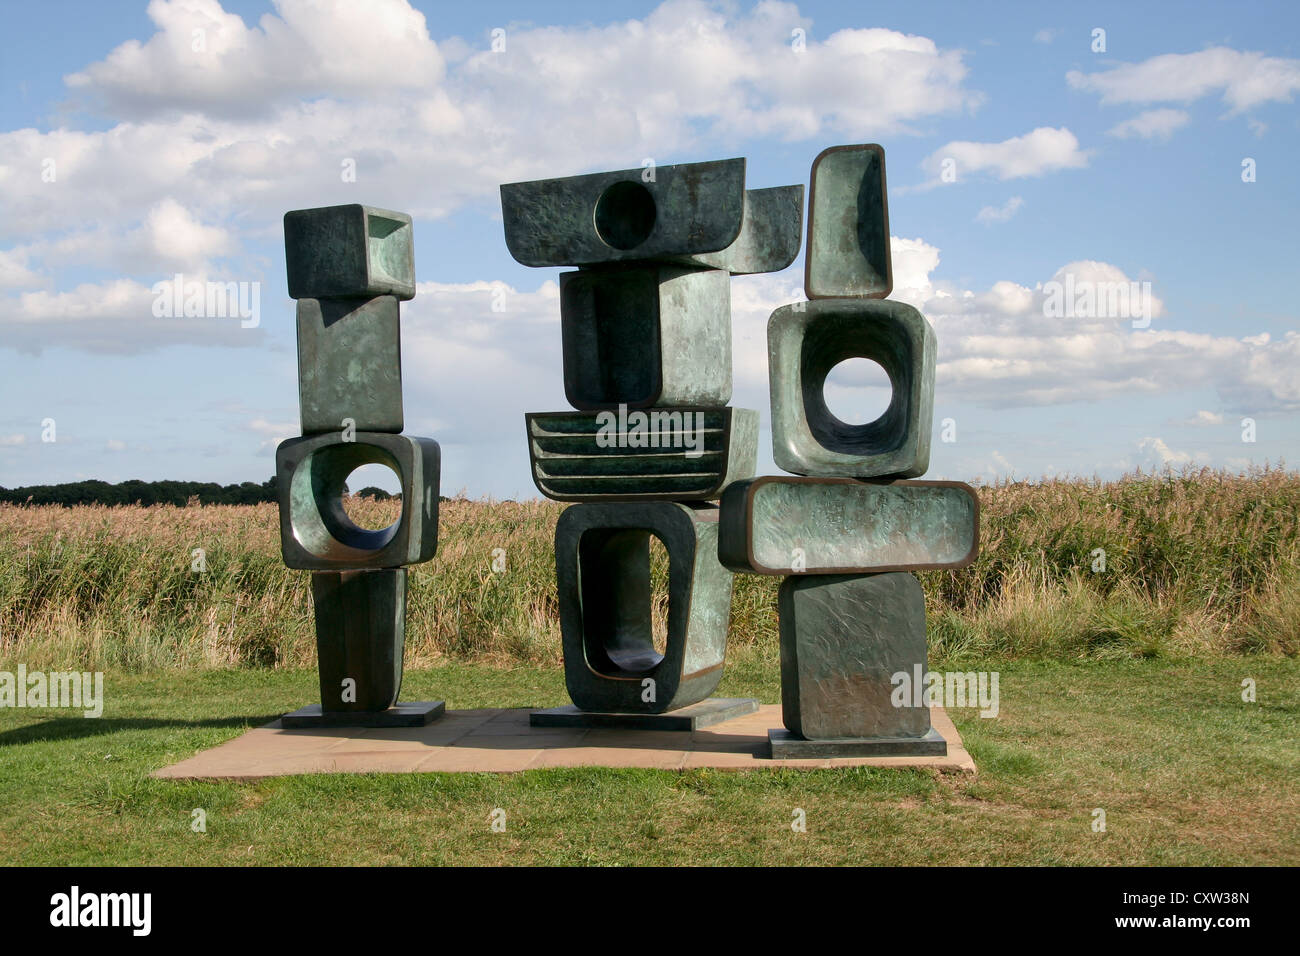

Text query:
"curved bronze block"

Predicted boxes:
[[275, 431, 440, 570], [501, 159, 744, 267], [555, 502, 734, 713], [805, 144, 891, 299], [769, 298, 936, 478]]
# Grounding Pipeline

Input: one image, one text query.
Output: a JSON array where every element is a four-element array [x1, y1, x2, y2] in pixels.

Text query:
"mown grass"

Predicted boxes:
[[1, 468, 1296, 671], [0, 654, 1295, 865]]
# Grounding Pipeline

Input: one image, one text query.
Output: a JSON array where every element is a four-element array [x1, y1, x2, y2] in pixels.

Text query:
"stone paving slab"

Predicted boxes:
[[152, 706, 975, 780]]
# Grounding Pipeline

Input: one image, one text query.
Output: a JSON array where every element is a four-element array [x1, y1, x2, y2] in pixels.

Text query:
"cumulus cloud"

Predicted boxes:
[[0, 276, 267, 354], [1137, 437, 1204, 469], [1107, 108, 1190, 140], [923, 127, 1088, 182], [65, 0, 446, 118], [718, 239, 1299, 416], [1, 0, 989, 351], [1067, 47, 1300, 113]]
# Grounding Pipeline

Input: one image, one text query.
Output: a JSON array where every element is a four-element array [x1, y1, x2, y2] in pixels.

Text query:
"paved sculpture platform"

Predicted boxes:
[[152, 705, 974, 779]]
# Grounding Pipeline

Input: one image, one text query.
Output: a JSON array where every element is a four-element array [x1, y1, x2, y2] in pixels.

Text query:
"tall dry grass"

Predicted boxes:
[[0, 467, 1295, 671]]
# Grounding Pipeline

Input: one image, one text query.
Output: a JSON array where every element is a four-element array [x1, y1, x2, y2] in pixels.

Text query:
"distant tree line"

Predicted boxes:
[[0, 478, 282, 507], [0, 478, 427, 507]]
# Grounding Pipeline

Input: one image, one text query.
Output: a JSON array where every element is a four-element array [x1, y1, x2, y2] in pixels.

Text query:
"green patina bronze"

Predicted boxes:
[[526, 407, 757, 501], [769, 297, 936, 479], [553, 502, 735, 714], [778, 572, 942, 747], [307, 568, 407, 712], [717, 476, 979, 575], [277, 203, 442, 725], [276, 430, 440, 570], [504, 156, 805, 720], [296, 295, 403, 434], [804, 144, 891, 299], [284, 204, 415, 301], [560, 265, 731, 409]]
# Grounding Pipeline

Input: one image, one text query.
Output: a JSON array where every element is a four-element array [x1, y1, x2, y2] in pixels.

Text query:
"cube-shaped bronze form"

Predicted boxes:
[[284, 204, 415, 301], [276, 431, 439, 570], [560, 265, 731, 409], [769, 298, 936, 478], [780, 572, 936, 742], [555, 502, 734, 713], [296, 296, 403, 434], [805, 144, 891, 299]]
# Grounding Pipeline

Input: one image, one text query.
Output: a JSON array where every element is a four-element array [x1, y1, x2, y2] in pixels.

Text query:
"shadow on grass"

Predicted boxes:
[[0, 715, 281, 746]]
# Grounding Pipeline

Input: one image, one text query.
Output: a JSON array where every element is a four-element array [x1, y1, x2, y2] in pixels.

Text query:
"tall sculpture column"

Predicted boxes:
[[718, 145, 980, 757], [500, 159, 805, 730], [274, 204, 445, 728]]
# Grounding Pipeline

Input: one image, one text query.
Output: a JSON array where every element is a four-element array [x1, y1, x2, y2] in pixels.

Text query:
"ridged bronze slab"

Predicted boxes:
[[526, 407, 758, 501]]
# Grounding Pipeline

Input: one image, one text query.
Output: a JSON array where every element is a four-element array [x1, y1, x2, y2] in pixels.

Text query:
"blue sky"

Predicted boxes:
[[1, 0, 1297, 498]]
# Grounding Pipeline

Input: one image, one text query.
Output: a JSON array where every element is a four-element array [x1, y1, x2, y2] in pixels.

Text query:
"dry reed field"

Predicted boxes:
[[1, 467, 1296, 672]]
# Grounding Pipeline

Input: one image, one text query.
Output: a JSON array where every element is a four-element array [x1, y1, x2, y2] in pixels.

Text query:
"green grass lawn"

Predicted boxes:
[[0, 652, 1296, 866]]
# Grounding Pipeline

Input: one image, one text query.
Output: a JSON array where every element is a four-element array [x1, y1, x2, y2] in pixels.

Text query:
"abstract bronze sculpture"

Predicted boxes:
[[503, 159, 804, 728], [503, 147, 978, 749], [718, 145, 980, 757], [276, 204, 444, 728]]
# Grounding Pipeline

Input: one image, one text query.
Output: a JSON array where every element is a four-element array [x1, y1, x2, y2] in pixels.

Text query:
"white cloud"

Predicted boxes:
[[1, 0, 989, 352], [0, 434, 27, 447], [105, 439, 127, 452], [65, 0, 445, 118], [1107, 108, 1190, 141], [1177, 410, 1226, 426], [246, 417, 298, 454], [720, 239, 1299, 415], [975, 195, 1024, 224], [923, 127, 1088, 182], [1137, 437, 1204, 468], [1067, 47, 1300, 113], [0, 277, 266, 354], [0, 249, 42, 290], [1033, 28, 1060, 45]]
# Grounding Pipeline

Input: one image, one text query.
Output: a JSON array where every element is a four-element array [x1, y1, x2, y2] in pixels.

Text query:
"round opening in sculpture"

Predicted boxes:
[[799, 310, 910, 457], [289, 442, 406, 561], [822, 356, 892, 426], [593, 180, 657, 250], [340, 464, 402, 532]]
